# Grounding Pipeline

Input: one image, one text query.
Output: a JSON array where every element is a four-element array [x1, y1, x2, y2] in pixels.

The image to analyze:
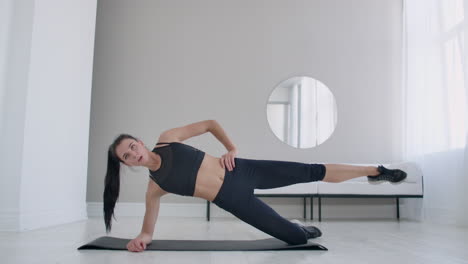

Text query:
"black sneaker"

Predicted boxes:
[[291, 219, 322, 239], [367, 165, 407, 183], [296, 225, 322, 239]]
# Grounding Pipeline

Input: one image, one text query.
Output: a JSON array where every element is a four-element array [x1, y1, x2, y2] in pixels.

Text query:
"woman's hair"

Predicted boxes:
[[104, 133, 137, 233]]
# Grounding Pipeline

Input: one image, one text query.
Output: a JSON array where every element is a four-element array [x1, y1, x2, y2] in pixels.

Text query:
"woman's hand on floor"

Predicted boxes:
[[127, 233, 151, 252], [220, 149, 237, 171]]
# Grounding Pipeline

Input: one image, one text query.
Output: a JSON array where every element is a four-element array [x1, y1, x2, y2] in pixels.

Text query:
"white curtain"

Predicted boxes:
[[402, 0, 468, 226], [299, 78, 337, 148]]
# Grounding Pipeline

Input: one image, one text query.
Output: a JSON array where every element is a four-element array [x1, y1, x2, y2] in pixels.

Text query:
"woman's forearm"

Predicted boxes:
[[209, 120, 237, 151], [140, 196, 160, 242]]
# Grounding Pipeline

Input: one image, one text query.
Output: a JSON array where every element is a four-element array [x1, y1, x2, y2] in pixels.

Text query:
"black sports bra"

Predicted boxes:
[[149, 142, 205, 196]]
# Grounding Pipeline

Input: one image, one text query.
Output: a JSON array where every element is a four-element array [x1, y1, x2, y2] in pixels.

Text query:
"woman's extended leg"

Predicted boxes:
[[242, 158, 380, 188], [239, 159, 327, 190], [240, 158, 398, 187], [229, 195, 309, 245], [213, 159, 318, 245], [322, 164, 379, 183]]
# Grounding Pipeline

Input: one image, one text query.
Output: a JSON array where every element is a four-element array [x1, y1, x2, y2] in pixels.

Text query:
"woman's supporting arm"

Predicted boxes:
[[138, 193, 161, 243], [127, 182, 166, 252]]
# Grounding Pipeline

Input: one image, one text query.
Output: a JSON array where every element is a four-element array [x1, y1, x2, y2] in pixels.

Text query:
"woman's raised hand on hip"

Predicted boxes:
[[220, 149, 237, 171]]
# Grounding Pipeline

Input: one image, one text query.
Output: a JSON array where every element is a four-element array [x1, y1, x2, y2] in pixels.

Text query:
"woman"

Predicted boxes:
[[104, 120, 406, 252]]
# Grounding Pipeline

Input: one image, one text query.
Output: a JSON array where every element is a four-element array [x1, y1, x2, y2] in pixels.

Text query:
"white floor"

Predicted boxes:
[[2, 216, 468, 264]]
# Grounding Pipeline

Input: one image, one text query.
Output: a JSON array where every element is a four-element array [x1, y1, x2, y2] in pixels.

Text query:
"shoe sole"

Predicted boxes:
[[368, 174, 407, 184]]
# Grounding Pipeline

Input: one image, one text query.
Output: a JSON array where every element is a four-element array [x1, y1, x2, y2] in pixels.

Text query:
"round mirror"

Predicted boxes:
[[266, 76, 337, 149]]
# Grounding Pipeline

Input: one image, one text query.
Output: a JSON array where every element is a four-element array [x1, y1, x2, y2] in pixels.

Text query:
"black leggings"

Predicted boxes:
[[212, 157, 326, 245]]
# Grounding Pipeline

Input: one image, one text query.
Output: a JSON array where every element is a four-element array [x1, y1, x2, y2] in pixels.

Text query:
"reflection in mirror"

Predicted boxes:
[[266, 76, 337, 149]]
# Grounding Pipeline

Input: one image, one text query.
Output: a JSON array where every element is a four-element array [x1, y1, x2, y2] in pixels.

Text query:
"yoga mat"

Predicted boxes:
[[78, 236, 327, 251]]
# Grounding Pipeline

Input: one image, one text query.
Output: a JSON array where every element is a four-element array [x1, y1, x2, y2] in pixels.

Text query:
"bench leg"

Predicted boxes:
[[206, 201, 210, 221], [319, 197, 322, 222], [396, 197, 400, 220], [303, 197, 306, 219], [310, 196, 313, 220]]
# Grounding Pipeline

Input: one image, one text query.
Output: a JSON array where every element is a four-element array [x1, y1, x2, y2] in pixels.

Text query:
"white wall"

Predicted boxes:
[[0, 0, 14, 129], [0, 0, 35, 232], [0, 0, 97, 231], [88, 0, 404, 218]]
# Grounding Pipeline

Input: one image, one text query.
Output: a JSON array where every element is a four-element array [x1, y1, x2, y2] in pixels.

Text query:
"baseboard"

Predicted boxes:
[[400, 199, 468, 227], [420, 207, 467, 227], [0, 206, 88, 232], [88, 201, 403, 220], [0, 209, 20, 231], [87, 202, 308, 218], [2, 202, 463, 231]]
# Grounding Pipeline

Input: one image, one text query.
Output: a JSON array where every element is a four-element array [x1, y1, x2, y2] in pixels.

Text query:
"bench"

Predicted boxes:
[[206, 162, 424, 221]]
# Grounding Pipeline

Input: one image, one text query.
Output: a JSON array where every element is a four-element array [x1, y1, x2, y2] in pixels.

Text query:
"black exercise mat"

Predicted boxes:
[[78, 236, 327, 251]]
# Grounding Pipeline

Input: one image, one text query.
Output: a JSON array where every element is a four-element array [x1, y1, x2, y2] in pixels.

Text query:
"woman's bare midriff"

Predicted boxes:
[[153, 143, 226, 202], [193, 153, 226, 201]]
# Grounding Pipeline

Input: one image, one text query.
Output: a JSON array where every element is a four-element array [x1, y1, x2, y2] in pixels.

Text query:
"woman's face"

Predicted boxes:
[[115, 138, 148, 167]]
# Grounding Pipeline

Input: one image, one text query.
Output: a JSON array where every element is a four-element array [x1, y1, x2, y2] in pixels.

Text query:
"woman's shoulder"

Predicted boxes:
[[153, 135, 182, 149]]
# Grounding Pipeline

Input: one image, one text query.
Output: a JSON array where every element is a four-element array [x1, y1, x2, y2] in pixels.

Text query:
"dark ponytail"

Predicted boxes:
[[103, 134, 137, 233]]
